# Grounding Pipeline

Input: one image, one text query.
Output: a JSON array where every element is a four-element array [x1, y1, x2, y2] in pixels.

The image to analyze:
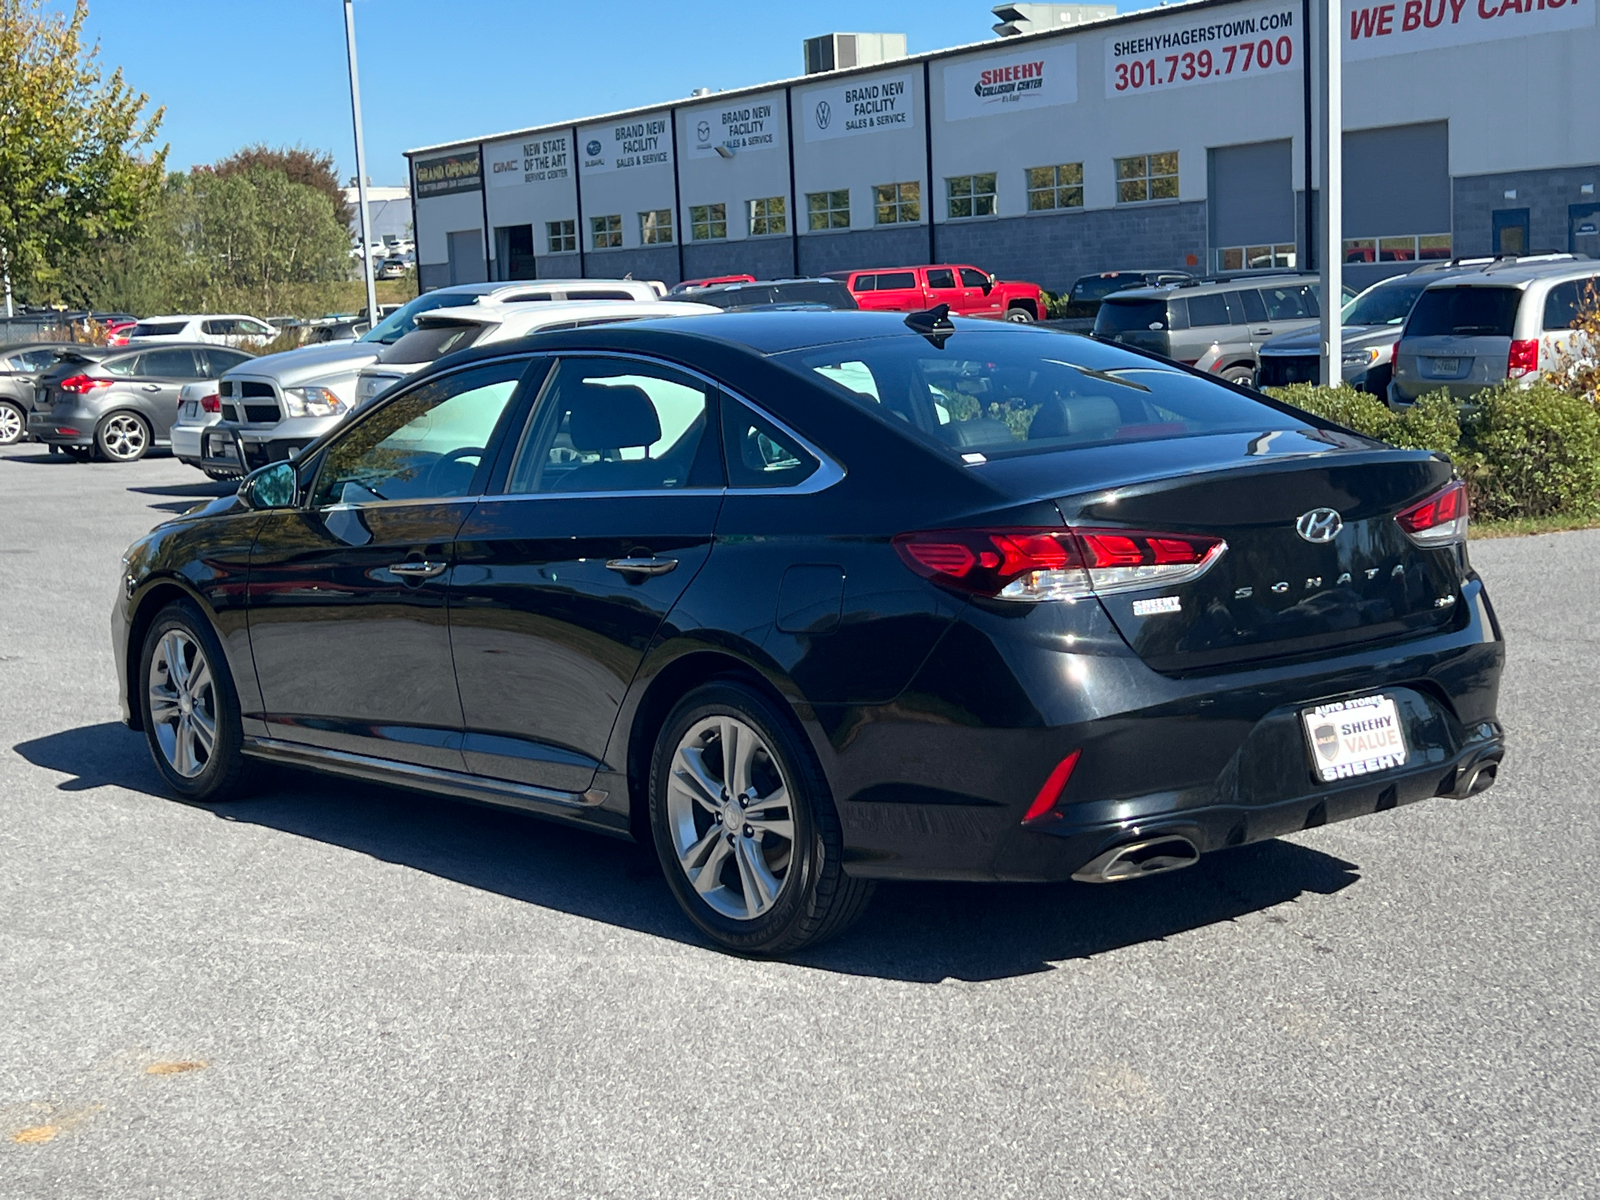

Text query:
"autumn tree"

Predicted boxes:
[[0, 0, 166, 303], [214, 143, 354, 230]]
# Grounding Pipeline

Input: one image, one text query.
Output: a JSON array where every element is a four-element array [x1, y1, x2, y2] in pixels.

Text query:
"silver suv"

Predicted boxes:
[[1389, 259, 1600, 406], [198, 279, 662, 475], [1091, 271, 1331, 384]]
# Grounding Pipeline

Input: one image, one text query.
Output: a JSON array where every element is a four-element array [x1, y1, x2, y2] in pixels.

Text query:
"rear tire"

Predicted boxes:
[[1004, 305, 1036, 323], [0, 401, 23, 445], [62, 445, 92, 462], [96, 411, 151, 462], [138, 599, 253, 803], [649, 681, 873, 955]]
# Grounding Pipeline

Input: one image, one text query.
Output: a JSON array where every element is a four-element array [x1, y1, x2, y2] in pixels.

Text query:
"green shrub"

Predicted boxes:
[[1264, 384, 1461, 454], [1459, 381, 1600, 520]]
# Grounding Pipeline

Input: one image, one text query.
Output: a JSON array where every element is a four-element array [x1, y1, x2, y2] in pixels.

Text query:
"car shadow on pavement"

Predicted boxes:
[[16, 722, 1362, 983], [127, 481, 234, 498]]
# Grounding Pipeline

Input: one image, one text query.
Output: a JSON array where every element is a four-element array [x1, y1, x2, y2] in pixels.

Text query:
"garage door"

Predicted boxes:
[[447, 230, 487, 286], [1343, 122, 1450, 240], [1209, 140, 1295, 271]]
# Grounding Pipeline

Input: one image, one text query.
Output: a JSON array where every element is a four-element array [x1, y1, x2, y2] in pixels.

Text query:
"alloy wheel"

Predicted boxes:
[[100, 414, 148, 461], [666, 715, 796, 921], [0, 403, 21, 445], [147, 629, 218, 779]]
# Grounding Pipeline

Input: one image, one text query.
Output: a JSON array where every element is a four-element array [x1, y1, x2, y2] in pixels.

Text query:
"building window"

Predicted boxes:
[[1026, 163, 1084, 211], [874, 181, 921, 225], [1216, 244, 1298, 271], [1341, 234, 1452, 263], [946, 174, 997, 219], [749, 196, 787, 236], [806, 189, 850, 231], [1115, 152, 1179, 204], [688, 204, 726, 242], [640, 209, 673, 245], [591, 214, 622, 249], [547, 220, 576, 254]]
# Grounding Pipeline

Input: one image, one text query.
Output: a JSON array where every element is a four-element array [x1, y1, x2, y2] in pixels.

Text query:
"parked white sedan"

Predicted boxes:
[[121, 314, 278, 350], [171, 381, 232, 478]]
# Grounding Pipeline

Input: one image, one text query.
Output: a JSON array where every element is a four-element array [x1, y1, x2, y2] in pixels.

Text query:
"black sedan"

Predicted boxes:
[[112, 311, 1505, 953], [30, 343, 253, 462]]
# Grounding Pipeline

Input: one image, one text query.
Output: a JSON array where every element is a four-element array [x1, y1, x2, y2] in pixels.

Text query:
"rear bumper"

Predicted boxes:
[[26, 410, 93, 446]]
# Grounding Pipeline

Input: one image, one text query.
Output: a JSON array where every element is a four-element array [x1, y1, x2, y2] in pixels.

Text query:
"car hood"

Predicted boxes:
[[222, 339, 380, 386], [1259, 324, 1398, 355]]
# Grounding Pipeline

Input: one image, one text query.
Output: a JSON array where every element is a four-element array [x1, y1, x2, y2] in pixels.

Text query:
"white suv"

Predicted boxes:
[[1390, 259, 1599, 406], [123, 314, 278, 349]]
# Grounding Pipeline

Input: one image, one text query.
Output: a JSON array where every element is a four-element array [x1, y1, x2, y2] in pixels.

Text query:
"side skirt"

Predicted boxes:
[[241, 736, 631, 838]]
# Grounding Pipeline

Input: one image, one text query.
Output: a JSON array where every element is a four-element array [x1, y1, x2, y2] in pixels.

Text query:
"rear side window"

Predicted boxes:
[[876, 271, 917, 290], [768, 281, 857, 309], [133, 321, 187, 337], [202, 319, 235, 335], [1231, 289, 1268, 322], [1259, 284, 1316, 321], [1071, 275, 1138, 303], [721, 398, 819, 489], [926, 268, 957, 289], [562, 290, 636, 301], [851, 275, 876, 291], [377, 323, 486, 365], [781, 331, 1305, 460], [1094, 298, 1170, 335], [202, 349, 252, 374], [1406, 286, 1522, 337], [139, 348, 207, 378], [1186, 293, 1230, 327], [1543, 277, 1600, 331]]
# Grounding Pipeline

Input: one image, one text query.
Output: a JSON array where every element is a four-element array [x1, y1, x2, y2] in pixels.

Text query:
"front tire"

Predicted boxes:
[[649, 681, 873, 955], [1221, 365, 1256, 387], [0, 401, 23, 445], [96, 411, 151, 462], [139, 600, 252, 802]]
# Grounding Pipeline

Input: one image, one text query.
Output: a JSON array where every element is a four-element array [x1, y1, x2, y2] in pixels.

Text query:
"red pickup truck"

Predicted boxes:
[[827, 264, 1046, 322]]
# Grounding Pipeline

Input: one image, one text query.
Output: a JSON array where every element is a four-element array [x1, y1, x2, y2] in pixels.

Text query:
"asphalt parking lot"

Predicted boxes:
[[1, 442, 1596, 1198]]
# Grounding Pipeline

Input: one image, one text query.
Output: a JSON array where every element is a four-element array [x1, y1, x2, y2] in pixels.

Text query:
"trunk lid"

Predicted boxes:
[[1041, 444, 1463, 673]]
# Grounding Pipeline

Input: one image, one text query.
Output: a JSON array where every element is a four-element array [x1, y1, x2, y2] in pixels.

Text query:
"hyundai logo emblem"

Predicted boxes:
[[1296, 508, 1343, 543]]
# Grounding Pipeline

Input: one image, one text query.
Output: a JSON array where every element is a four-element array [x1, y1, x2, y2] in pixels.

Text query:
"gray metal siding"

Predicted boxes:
[[1343, 122, 1450, 238], [1209, 140, 1294, 247]]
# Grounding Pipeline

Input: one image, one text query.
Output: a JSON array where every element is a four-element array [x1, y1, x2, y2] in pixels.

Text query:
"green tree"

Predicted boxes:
[[0, 0, 166, 302], [213, 143, 354, 230]]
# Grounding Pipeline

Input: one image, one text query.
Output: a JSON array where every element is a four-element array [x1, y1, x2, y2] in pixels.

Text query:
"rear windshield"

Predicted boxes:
[[1342, 279, 1429, 326], [695, 282, 857, 311], [776, 330, 1304, 461], [1093, 298, 1171, 336], [1071, 275, 1143, 303], [132, 321, 186, 337], [1405, 286, 1522, 338], [376, 322, 485, 364], [360, 291, 482, 344]]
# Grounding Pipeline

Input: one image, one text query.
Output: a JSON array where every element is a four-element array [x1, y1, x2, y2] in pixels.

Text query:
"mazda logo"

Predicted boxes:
[[1296, 508, 1344, 543]]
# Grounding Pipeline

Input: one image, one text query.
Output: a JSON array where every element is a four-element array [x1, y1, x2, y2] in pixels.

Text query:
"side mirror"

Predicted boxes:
[[239, 461, 298, 510], [983, 274, 996, 295]]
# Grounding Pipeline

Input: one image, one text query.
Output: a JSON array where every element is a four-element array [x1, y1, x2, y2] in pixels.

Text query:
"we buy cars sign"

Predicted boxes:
[[1345, 0, 1593, 58]]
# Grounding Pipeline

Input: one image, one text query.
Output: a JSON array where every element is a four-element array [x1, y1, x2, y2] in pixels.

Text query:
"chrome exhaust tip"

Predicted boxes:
[[1072, 834, 1199, 884]]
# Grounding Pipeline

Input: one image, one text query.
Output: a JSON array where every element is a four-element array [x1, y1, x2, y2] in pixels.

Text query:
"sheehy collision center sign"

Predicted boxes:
[[944, 43, 1078, 120], [801, 71, 917, 142], [580, 117, 673, 174], [1104, 2, 1299, 96], [1346, 0, 1593, 58], [488, 134, 570, 189]]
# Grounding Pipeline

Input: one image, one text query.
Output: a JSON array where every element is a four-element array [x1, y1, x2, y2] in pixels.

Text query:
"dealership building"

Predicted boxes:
[[405, 0, 1600, 294]]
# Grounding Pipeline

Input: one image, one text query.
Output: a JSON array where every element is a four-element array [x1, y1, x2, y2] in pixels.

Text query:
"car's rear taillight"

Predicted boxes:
[[1395, 480, 1468, 546], [200, 393, 220, 413], [893, 527, 1226, 602], [1507, 339, 1539, 378], [58, 374, 110, 394]]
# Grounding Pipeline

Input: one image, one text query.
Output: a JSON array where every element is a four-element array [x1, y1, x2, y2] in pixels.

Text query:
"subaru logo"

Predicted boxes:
[[1296, 508, 1343, 543], [586, 139, 602, 157], [815, 100, 831, 129]]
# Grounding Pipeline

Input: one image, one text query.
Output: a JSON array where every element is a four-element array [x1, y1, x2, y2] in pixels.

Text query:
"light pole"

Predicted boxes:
[[344, 0, 378, 330], [1319, 0, 1343, 387]]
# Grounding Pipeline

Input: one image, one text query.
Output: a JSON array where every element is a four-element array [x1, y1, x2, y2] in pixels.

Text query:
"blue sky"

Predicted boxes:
[[73, 0, 1157, 188]]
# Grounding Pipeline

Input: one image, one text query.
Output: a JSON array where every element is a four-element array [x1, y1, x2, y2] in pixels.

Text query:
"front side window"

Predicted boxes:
[[547, 220, 577, 253], [1259, 283, 1317, 321], [807, 189, 850, 231], [505, 357, 716, 494], [311, 360, 529, 507], [874, 181, 921, 225], [1115, 152, 1179, 204], [690, 203, 726, 241], [591, 214, 623, 249], [721, 398, 819, 489], [640, 209, 674, 245], [749, 195, 787, 236], [946, 174, 997, 219], [1027, 163, 1084, 211]]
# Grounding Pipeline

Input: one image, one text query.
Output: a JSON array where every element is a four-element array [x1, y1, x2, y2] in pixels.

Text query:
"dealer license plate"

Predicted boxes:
[[1426, 357, 1461, 375], [182, 401, 198, 419], [1301, 694, 1408, 783], [206, 434, 239, 463]]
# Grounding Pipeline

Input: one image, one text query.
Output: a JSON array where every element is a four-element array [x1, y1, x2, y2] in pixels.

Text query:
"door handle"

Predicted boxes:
[[389, 560, 448, 579], [142, 384, 162, 392], [606, 557, 678, 577], [1252, 327, 1273, 336]]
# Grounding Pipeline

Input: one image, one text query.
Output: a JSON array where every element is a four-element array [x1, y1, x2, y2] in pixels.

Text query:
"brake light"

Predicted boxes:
[[893, 527, 1226, 601], [59, 374, 110, 394], [1024, 750, 1081, 822], [1395, 480, 1468, 546], [108, 335, 129, 347], [1507, 339, 1539, 378], [200, 393, 220, 413]]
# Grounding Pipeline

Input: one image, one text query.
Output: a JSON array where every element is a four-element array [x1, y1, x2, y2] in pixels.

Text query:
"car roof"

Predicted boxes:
[[1416, 260, 1600, 289], [1104, 272, 1323, 300], [419, 299, 717, 330]]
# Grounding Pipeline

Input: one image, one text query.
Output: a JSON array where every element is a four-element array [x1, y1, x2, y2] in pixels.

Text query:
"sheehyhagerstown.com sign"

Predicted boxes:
[[488, 134, 571, 189], [1345, 0, 1593, 58], [1104, 2, 1299, 97], [688, 95, 783, 159], [802, 71, 916, 142], [943, 42, 1079, 120], [580, 118, 673, 174]]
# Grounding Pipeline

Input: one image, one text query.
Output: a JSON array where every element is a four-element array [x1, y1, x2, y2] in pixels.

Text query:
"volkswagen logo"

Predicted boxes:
[[815, 100, 831, 129], [1296, 508, 1344, 543]]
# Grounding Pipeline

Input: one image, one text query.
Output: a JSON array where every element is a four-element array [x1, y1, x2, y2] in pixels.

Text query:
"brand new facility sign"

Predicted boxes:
[[801, 71, 917, 142], [580, 117, 674, 175], [687, 95, 784, 159], [944, 42, 1078, 120], [1345, 0, 1593, 59]]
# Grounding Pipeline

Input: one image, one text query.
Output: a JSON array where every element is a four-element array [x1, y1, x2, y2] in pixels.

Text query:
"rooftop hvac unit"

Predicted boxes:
[[803, 32, 907, 74]]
